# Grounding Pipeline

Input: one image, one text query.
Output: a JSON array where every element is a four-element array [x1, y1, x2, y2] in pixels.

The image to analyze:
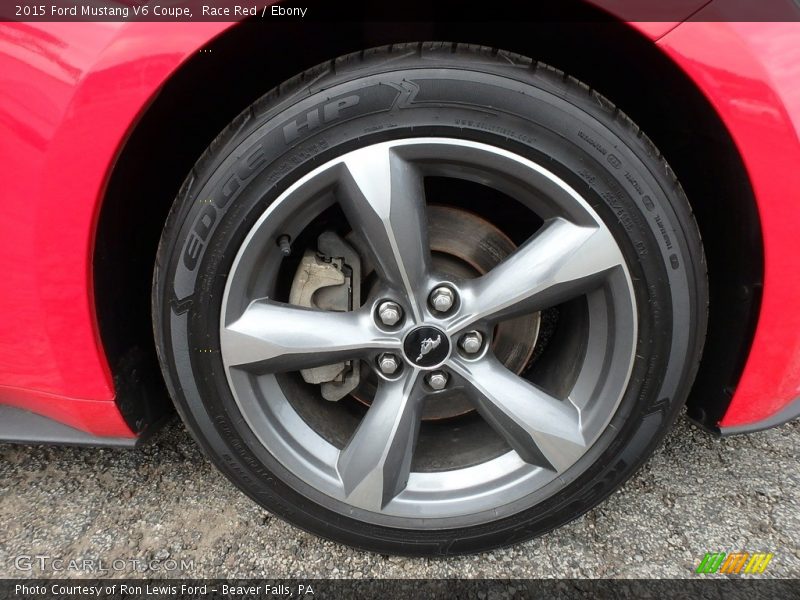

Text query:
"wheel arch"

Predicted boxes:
[[93, 18, 763, 434]]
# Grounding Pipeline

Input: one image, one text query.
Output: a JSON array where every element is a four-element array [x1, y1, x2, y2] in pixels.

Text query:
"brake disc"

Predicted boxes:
[[352, 205, 541, 421], [288, 206, 540, 419]]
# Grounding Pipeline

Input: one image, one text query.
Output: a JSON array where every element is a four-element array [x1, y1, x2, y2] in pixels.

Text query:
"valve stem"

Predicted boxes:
[[277, 234, 292, 256]]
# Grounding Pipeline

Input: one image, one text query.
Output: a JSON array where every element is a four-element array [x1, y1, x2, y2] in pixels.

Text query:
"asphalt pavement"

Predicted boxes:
[[1, 412, 797, 579]]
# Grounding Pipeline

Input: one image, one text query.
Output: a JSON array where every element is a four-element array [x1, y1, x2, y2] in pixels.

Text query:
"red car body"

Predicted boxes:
[[1, 3, 799, 443]]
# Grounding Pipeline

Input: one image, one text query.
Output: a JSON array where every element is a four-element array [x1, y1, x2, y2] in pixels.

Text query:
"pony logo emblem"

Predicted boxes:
[[404, 326, 449, 367], [417, 335, 442, 361]]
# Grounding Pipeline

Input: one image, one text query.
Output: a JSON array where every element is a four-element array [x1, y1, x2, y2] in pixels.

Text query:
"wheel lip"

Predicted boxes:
[[218, 137, 638, 526]]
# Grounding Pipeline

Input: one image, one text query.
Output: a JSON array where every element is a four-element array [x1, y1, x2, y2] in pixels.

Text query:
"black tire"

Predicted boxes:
[[153, 43, 707, 555]]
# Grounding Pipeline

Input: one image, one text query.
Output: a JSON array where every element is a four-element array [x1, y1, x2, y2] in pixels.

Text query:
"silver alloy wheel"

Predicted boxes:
[[219, 138, 637, 525]]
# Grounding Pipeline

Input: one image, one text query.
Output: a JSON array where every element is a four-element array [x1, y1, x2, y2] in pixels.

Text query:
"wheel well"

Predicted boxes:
[[94, 17, 763, 434]]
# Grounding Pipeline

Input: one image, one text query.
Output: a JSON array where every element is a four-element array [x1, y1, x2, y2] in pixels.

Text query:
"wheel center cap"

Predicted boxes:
[[403, 326, 450, 368]]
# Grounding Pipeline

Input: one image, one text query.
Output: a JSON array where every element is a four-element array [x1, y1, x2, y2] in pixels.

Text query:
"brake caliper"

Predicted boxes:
[[288, 232, 362, 401]]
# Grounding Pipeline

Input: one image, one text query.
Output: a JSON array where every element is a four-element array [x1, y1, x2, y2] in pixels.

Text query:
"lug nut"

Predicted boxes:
[[426, 371, 448, 391], [459, 331, 483, 354], [430, 286, 455, 313], [378, 353, 400, 375], [377, 301, 403, 327]]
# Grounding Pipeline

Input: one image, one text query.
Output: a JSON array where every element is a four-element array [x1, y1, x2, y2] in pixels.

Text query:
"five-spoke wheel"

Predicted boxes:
[[219, 139, 637, 518]]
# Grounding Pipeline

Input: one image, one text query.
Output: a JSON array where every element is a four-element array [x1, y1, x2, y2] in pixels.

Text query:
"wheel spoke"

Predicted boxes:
[[221, 300, 399, 373], [451, 356, 586, 472], [451, 218, 623, 331], [337, 371, 424, 511], [336, 144, 431, 320]]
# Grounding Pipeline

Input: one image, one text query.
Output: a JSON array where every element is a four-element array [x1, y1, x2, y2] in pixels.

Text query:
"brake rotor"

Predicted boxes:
[[352, 205, 540, 421]]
